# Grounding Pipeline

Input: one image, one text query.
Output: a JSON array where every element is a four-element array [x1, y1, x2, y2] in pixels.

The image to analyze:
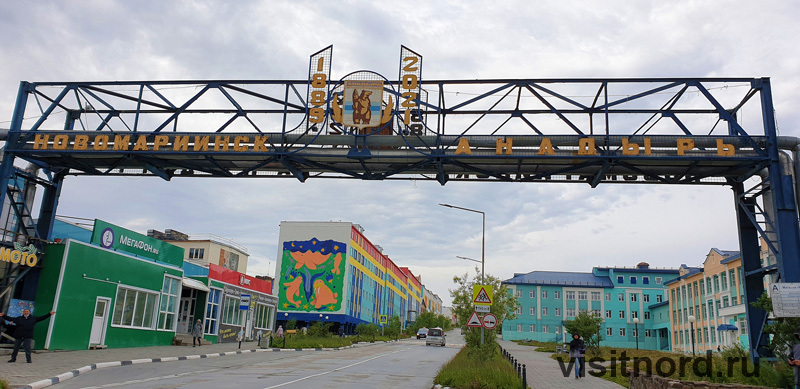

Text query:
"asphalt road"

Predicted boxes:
[[53, 334, 463, 389]]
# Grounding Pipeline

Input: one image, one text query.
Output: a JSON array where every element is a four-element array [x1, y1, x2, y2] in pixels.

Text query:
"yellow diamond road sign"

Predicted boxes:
[[473, 285, 493, 306]]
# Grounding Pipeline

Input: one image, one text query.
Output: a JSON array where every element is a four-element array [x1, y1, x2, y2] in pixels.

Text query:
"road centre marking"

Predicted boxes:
[[79, 368, 221, 388], [263, 347, 410, 389]]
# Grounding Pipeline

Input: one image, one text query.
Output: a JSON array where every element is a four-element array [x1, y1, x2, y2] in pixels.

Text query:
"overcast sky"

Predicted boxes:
[[2, 1, 799, 306]]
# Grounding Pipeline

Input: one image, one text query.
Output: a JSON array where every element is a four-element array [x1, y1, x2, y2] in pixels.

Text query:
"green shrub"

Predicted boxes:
[[435, 345, 523, 388]]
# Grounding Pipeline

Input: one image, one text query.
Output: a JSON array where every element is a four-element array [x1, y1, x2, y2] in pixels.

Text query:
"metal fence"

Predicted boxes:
[[499, 345, 527, 389]]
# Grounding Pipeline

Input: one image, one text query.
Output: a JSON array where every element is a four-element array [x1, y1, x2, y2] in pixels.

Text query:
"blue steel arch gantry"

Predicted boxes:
[[0, 77, 799, 362]]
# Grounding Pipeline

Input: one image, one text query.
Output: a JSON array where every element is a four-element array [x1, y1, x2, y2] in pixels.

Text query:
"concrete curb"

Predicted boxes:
[[20, 338, 412, 388]]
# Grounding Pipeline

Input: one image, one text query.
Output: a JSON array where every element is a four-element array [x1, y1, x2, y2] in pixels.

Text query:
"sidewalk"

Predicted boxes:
[[0, 341, 270, 388], [497, 340, 624, 389]]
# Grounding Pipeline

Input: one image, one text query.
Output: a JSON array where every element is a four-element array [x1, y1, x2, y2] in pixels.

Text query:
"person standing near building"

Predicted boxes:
[[569, 333, 586, 379], [0, 309, 55, 363], [192, 319, 203, 347], [788, 327, 800, 389]]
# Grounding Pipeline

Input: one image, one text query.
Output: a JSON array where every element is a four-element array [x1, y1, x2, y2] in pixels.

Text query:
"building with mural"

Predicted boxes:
[[503, 263, 680, 351], [149, 229, 250, 274], [667, 248, 748, 353], [274, 221, 441, 333]]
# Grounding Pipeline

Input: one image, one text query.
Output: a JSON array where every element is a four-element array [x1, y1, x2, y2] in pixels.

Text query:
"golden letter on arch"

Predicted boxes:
[[538, 138, 555, 155], [455, 138, 472, 155], [716, 139, 735, 157], [578, 138, 597, 156], [496, 138, 513, 155], [622, 138, 639, 156], [677, 138, 695, 156]]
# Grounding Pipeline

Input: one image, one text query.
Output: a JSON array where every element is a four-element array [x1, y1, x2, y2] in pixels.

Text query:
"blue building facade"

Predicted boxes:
[[503, 263, 680, 351]]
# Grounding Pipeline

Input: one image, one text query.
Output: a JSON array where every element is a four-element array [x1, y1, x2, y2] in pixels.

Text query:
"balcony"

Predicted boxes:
[[717, 303, 745, 317]]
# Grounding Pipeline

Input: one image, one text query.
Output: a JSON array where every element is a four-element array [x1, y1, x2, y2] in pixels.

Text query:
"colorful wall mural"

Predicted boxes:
[[278, 237, 346, 312]]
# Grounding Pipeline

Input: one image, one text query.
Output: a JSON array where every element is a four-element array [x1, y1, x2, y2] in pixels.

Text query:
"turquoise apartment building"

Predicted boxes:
[[503, 262, 680, 351]]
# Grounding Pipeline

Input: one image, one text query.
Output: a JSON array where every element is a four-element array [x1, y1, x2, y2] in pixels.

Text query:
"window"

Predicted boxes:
[[641, 294, 649, 303], [618, 293, 625, 302], [607, 327, 613, 336], [542, 325, 549, 333], [253, 303, 273, 330], [591, 292, 601, 301], [530, 307, 536, 315], [633, 328, 639, 337], [605, 293, 611, 301], [631, 311, 638, 319], [643, 277, 650, 285], [630, 276, 637, 285], [723, 296, 729, 307], [516, 290, 522, 298], [645, 329, 652, 337], [732, 296, 738, 305], [619, 311, 625, 319], [530, 324, 536, 332], [542, 291, 548, 299], [529, 290, 535, 298], [517, 324, 522, 332], [620, 328, 626, 337], [112, 286, 157, 329], [578, 291, 587, 300], [592, 310, 601, 317], [555, 326, 561, 334], [566, 291, 576, 300], [655, 277, 662, 284], [516, 307, 522, 315], [605, 310, 612, 318], [617, 276, 624, 283], [644, 312, 651, 320], [630, 294, 638, 302], [542, 307, 548, 316], [204, 288, 222, 334], [656, 294, 663, 303], [555, 308, 561, 316], [188, 248, 205, 259], [221, 296, 243, 326], [554, 291, 561, 299], [157, 276, 181, 330], [721, 272, 728, 290]]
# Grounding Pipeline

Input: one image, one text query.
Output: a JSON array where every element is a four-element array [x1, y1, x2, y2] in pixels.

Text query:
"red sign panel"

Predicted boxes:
[[209, 263, 271, 293]]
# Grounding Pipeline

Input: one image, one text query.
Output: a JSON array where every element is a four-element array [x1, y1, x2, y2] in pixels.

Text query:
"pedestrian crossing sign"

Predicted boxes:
[[473, 285, 493, 306], [379, 315, 388, 324]]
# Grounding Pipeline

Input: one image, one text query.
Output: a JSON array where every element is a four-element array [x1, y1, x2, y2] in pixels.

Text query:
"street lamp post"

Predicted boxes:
[[633, 317, 640, 350], [688, 315, 696, 357], [440, 203, 485, 345]]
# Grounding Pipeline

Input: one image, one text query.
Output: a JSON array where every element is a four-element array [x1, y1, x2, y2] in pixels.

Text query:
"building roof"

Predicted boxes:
[[716, 248, 742, 264], [663, 266, 703, 285], [648, 301, 670, 309], [504, 271, 613, 288]]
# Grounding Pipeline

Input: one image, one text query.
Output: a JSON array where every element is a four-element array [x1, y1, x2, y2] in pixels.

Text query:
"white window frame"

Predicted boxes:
[[620, 328, 626, 337], [643, 294, 650, 303], [517, 324, 522, 332], [631, 311, 639, 319], [253, 302, 274, 330], [607, 327, 613, 336], [644, 311, 651, 320], [578, 291, 587, 300], [529, 290, 535, 298], [645, 329, 652, 337], [554, 291, 561, 299], [157, 275, 181, 331], [530, 324, 536, 332], [591, 292, 601, 301], [619, 310, 625, 319], [204, 287, 222, 335], [566, 291, 575, 300], [656, 294, 663, 303], [630, 294, 638, 302], [221, 295, 243, 326], [530, 307, 535, 315], [555, 308, 561, 316], [605, 293, 611, 301], [605, 310, 611, 318], [542, 307, 548, 316], [655, 277, 663, 284], [542, 324, 549, 333], [111, 284, 159, 330]]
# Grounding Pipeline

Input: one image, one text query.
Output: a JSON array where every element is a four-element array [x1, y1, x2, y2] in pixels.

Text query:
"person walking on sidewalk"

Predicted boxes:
[[569, 333, 586, 379], [192, 319, 203, 347], [788, 326, 800, 389], [0, 309, 55, 363]]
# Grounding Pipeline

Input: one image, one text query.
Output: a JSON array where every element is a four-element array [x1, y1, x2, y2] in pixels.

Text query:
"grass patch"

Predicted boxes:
[[514, 339, 560, 353], [435, 345, 524, 389], [0, 378, 7, 389]]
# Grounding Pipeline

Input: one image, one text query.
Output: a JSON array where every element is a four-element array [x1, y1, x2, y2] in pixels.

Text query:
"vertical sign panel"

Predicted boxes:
[[398, 46, 424, 136], [306, 45, 333, 133]]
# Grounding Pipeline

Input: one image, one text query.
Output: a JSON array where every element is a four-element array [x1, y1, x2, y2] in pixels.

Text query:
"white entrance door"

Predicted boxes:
[[177, 297, 194, 333], [89, 297, 110, 346]]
